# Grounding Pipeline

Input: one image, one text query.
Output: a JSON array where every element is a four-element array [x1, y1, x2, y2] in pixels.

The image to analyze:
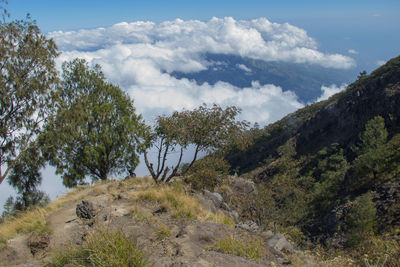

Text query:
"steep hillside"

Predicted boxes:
[[223, 55, 400, 265], [227, 55, 400, 174]]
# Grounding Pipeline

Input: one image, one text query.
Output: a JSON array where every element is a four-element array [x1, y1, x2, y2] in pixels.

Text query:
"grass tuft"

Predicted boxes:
[[44, 227, 148, 267], [134, 185, 234, 224], [210, 234, 264, 259]]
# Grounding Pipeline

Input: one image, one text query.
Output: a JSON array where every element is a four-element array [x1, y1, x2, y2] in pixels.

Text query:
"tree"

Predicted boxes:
[[144, 104, 249, 183], [0, 6, 59, 185], [7, 141, 49, 211], [344, 191, 376, 247], [42, 59, 147, 187], [357, 70, 367, 79], [351, 116, 389, 190]]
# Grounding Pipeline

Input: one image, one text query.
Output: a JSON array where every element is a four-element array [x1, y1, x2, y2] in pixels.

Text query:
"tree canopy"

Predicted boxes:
[[0, 10, 59, 185], [42, 59, 147, 187], [144, 104, 249, 183]]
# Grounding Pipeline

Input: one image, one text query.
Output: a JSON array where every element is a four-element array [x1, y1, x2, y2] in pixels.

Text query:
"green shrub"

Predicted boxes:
[[344, 192, 377, 247], [185, 156, 230, 190]]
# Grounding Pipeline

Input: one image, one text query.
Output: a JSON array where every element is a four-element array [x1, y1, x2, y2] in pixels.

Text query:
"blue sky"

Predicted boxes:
[[6, 0, 400, 72]]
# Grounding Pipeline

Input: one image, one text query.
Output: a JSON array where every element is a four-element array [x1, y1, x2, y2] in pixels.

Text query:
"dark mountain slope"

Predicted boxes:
[[227, 55, 400, 174]]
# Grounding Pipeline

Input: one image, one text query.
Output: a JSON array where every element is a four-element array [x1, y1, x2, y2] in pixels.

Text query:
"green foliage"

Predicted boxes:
[[343, 192, 377, 247], [144, 104, 248, 183], [6, 142, 50, 211], [44, 228, 148, 267], [0, 12, 58, 185], [185, 156, 230, 190], [351, 116, 391, 190], [312, 146, 349, 215], [43, 59, 148, 187]]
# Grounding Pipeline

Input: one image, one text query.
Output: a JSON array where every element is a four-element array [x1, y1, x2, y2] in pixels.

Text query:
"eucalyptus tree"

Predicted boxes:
[[144, 104, 249, 183], [0, 7, 59, 185], [42, 59, 148, 187]]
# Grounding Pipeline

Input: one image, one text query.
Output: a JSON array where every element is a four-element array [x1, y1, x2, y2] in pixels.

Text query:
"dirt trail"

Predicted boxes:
[[0, 179, 310, 266]]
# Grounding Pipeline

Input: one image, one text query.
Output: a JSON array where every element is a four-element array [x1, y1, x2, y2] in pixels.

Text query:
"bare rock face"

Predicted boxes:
[[76, 200, 96, 220]]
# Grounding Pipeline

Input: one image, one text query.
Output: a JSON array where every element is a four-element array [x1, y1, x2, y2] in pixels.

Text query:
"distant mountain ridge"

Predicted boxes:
[[227, 55, 400, 173], [171, 53, 357, 103]]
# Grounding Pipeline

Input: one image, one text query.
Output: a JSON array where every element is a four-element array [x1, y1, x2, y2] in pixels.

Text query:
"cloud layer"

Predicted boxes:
[[50, 17, 354, 125]]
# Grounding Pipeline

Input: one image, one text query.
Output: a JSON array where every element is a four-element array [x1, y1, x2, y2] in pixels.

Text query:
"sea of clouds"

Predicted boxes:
[[49, 17, 354, 125]]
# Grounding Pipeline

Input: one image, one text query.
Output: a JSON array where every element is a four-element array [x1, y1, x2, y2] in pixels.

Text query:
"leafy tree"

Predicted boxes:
[[7, 141, 49, 210], [0, 7, 59, 185], [351, 116, 389, 190], [144, 104, 249, 183], [42, 59, 147, 187]]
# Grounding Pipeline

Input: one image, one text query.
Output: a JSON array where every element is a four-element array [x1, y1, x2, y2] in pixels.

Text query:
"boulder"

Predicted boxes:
[[76, 200, 96, 220], [202, 190, 223, 207], [266, 234, 294, 254]]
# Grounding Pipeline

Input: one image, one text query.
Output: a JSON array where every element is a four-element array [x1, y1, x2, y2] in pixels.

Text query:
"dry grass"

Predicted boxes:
[[132, 183, 234, 225], [209, 233, 264, 259]]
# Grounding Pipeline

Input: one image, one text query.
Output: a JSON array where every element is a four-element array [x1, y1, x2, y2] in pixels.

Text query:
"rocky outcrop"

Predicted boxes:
[[373, 180, 400, 228], [76, 200, 96, 220]]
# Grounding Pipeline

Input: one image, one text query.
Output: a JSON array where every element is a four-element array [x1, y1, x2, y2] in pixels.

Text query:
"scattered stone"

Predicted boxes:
[[27, 233, 50, 256], [236, 220, 259, 232], [266, 234, 295, 254], [76, 200, 96, 220]]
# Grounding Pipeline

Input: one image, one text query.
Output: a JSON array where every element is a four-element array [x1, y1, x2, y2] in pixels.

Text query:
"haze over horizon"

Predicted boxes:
[[1, 0, 399, 211]]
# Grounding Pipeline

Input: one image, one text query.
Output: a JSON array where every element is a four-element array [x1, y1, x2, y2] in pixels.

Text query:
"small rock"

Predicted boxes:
[[76, 200, 96, 220]]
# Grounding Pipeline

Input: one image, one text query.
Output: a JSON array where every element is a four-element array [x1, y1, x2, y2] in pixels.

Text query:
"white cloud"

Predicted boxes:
[[236, 64, 252, 72], [316, 84, 347, 102], [376, 60, 386, 66], [50, 17, 355, 70], [348, 49, 358, 54], [51, 17, 355, 125]]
